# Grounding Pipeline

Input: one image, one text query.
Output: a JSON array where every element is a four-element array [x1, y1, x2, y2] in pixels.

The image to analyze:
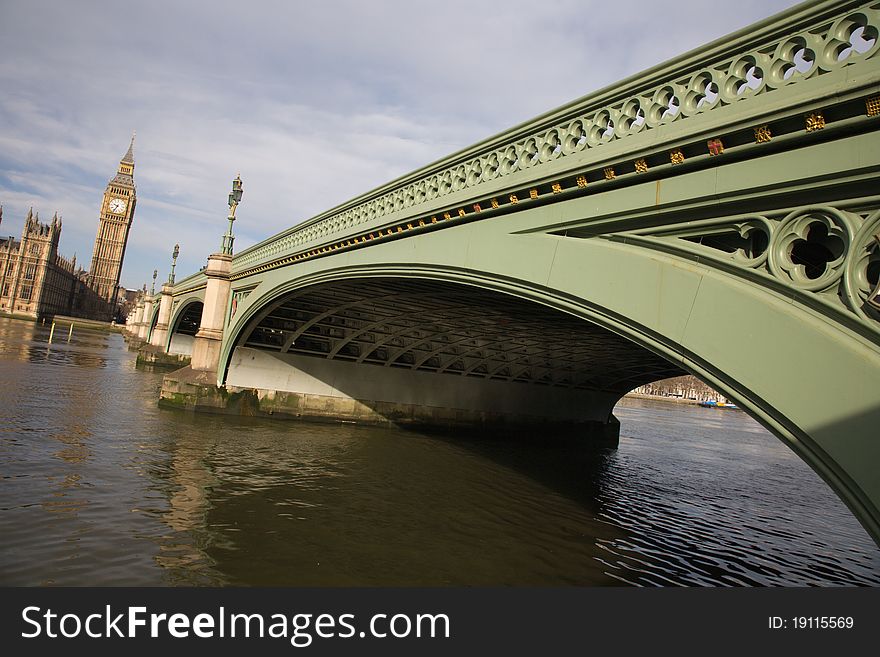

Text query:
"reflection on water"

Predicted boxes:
[[0, 317, 877, 586]]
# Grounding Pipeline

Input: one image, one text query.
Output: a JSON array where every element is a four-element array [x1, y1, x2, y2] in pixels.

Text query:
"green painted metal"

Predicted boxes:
[[165, 0, 880, 544]]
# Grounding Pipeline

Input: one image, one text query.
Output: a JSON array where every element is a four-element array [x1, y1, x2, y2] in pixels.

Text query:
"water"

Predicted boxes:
[[0, 317, 877, 586]]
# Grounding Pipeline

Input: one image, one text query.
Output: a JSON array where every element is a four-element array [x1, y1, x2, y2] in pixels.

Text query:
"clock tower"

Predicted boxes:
[[88, 135, 137, 310]]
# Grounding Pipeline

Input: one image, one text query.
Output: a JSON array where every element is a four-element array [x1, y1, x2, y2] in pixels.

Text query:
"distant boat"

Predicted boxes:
[[698, 400, 739, 409]]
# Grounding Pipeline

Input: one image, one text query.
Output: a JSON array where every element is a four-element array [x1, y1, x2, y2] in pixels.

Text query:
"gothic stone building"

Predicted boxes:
[[0, 208, 79, 318], [0, 139, 137, 321]]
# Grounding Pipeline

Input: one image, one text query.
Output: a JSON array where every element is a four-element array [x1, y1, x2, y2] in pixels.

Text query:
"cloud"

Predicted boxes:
[[0, 0, 802, 289]]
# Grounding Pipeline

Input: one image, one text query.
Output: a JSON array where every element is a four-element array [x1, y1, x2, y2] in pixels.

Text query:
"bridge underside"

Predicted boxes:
[[167, 301, 202, 356], [215, 278, 684, 441]]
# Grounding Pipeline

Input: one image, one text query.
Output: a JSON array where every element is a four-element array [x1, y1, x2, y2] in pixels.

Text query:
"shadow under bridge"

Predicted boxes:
[[223, 277, 685, 442]]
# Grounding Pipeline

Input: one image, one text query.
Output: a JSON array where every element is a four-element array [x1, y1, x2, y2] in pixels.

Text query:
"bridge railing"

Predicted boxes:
[[171, 270, 207, 293], [173, 0, 878, 287]]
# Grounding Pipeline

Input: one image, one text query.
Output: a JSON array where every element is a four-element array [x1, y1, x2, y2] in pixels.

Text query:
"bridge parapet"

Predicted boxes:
[[218, 0, 879, 275], [171, 270, 207, 294]]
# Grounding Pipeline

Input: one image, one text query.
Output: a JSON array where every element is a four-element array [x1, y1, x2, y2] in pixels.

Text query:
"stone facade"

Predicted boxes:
[[0, 139, 137, 321], [0, 208, 79, 318], [87, 138, 136, 319]]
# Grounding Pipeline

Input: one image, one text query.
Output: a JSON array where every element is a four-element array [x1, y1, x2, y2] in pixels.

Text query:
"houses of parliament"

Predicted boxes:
[[0, 138, 137, 322]]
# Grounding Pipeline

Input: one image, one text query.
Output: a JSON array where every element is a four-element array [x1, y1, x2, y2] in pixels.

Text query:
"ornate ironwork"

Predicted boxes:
[[754, 125, 773, 143], [610, 202, 880, 330], [805, 112, 826, 131]]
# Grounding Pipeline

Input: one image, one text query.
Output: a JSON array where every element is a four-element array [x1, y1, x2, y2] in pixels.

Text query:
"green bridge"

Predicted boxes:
[[128, 0, 880, 544]]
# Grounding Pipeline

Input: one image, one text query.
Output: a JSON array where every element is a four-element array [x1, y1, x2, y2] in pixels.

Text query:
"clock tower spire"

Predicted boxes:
[[88, 134, 137, 317]]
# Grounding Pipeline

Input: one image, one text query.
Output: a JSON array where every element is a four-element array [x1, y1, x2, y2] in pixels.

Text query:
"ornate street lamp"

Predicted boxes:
[[151, 269, 157, 295], [221, 174, 243, 255], [169, 243, 180, 284]]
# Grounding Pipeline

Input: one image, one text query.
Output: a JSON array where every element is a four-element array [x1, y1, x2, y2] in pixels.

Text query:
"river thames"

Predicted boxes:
[[0, 317, 877, 586]]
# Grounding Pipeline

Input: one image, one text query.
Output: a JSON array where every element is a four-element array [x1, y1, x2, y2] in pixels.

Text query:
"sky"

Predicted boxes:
[[0, 0, 803, 291]]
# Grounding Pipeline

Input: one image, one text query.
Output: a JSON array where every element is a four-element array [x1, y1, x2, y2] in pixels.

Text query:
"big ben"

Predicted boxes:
[[88, 136, 136, 313]]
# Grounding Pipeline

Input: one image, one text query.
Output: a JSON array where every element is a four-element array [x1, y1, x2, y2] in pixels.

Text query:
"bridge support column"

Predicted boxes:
[[129, 299, 144, 339], [191, 253, 232, 372], [138, 296, 153, 340], [149, 284, 173, 350]]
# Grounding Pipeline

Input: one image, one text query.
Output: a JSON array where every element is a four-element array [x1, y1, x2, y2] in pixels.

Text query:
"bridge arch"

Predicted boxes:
[[217, 231, 880, 544], [167, 298, 204, 355], [146, 303, 161, 343]]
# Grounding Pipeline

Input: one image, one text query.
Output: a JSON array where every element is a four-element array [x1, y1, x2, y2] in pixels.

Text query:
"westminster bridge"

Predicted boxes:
[[127, 0, 880, 544]]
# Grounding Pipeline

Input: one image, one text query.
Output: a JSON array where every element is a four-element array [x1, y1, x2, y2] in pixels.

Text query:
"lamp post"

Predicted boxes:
[[169, 243, 180, 284], [151, 269, 157, 295], [191, 174, 241, 372], [221, 175, 243, 255]]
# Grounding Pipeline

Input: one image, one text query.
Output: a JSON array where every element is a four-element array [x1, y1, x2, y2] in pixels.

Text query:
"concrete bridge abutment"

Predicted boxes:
[[229, 346, 621, 443]]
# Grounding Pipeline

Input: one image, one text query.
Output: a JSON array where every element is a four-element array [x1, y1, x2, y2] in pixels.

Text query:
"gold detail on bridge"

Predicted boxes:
[[551, 182, 563, 194], [604, 167, 615, 180], [576, 176, 588, 188], [473, 203, 482, 213], [529, 189, 539, 199], [458, 208, 466, 217], [754, 124, 772, 143], [707, 138, 724, 155], [866, 95, 880, 116], [634, 158, 649, 173], [490, 198, 500, 209], [509, 194, 519, 204], [443, 212, 452, 220], [805, 112, 825, 132], [669, 149, 685, 165]]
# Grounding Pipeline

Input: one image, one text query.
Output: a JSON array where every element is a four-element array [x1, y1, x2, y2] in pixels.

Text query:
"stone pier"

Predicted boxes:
[[190, 253, 232, 373]]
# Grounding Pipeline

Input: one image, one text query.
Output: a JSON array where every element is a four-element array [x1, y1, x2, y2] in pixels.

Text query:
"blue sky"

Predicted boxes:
[[0, 0, 801, 290]]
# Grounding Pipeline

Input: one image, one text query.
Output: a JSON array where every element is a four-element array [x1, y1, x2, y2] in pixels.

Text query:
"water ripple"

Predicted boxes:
[[0, 318, 877, 586]]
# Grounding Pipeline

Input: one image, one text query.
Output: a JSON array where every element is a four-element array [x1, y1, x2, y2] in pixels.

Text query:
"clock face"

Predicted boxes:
[[109, 198, 127, 214]]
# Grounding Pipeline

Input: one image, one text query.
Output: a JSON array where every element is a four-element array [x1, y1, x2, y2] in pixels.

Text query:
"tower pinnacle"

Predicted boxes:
[[121, 132, 135, 165]]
